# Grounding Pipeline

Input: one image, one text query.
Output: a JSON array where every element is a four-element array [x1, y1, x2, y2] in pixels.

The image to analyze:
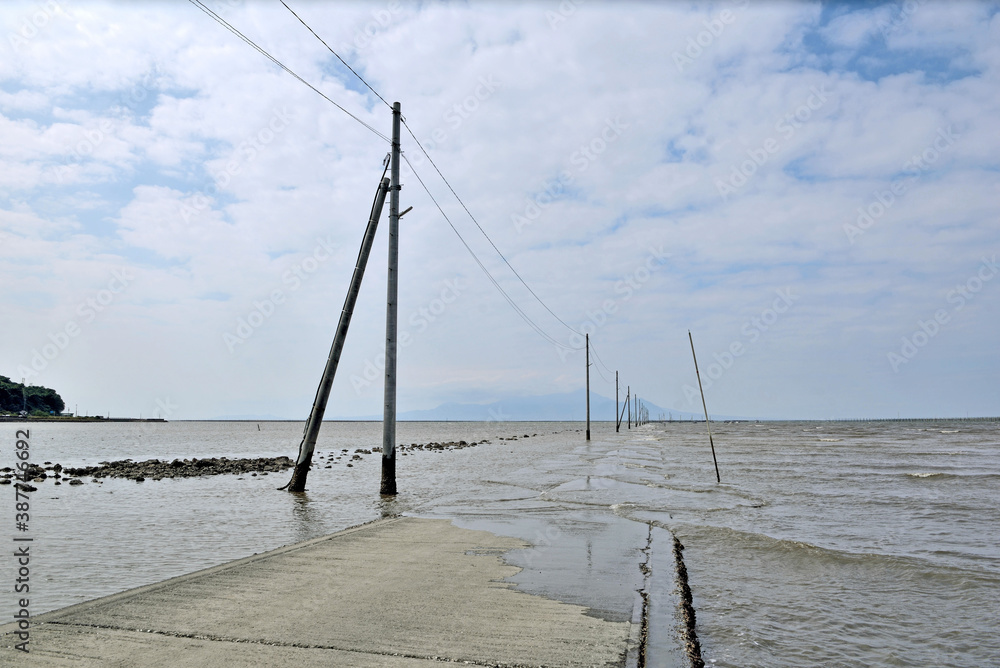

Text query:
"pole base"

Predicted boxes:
[[284, 452, 312, 492], [380, 455, 397, 495]]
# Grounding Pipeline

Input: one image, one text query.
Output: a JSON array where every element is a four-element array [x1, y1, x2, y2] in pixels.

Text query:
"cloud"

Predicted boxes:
[[0, 1, 997, 419]]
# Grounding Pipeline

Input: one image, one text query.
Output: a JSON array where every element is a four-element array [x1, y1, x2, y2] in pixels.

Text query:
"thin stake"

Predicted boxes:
[[688, 330, 721, 483], [585, 333, 591, 441]]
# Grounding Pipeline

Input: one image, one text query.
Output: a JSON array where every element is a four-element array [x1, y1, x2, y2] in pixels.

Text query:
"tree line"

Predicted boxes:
[[0, 375, 65, 415]]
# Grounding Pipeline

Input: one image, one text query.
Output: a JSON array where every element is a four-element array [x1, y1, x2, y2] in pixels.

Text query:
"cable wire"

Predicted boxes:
[[278, 0, 392, 110], [401, 119, 584, 338], [402, 152, 582, 352], [188, 0, 389, 143]]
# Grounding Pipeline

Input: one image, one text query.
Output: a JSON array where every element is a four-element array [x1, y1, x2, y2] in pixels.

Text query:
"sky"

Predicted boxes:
[[1, 0, 998, 421]]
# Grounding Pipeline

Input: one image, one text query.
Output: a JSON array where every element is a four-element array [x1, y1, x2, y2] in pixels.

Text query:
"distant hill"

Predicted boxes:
[[390, 390, 720, 422], [0, 375, 65, 415]]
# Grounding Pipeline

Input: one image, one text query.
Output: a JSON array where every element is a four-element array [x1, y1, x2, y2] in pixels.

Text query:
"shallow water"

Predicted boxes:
[[1, 419, 997, 665]]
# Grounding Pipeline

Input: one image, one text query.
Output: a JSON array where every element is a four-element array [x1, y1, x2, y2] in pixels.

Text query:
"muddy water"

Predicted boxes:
[[2, 419, 997, 666]]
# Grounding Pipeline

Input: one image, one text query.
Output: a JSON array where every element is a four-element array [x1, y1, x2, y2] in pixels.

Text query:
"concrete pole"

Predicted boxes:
[[585, 333, 591, 441], [284, 177, 390, 492], [689, 330, 721, 483], [381, 102, 401, 496]]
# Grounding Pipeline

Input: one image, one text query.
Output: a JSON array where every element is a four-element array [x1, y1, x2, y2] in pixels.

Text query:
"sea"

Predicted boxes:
[[1, 419, 997, 667]]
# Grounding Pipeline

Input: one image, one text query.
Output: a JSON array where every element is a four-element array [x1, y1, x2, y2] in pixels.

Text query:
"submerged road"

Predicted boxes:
[[1, 517, 658, 666]]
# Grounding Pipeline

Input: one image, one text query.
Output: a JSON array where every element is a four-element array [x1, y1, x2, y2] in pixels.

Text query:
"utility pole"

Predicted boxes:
[[615, 371, 619, 433], [381, 101, 401, 496], [689, 330, 721, 483], [283, 176, 390, 492], [585, 333, 591, 441], [627, 385, 631, 429]]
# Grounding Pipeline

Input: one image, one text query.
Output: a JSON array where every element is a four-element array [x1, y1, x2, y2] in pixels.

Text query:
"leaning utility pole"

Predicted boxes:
[[615, 371, 619, 433], [283, 176, 390, 492], [689, 330, 721, 483], [381, 102, 401, 496], [627, 385, 631, 429], [585, 333, 591, 441]]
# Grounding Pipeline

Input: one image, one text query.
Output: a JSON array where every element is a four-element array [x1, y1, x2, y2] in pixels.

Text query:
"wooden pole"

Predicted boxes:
[[688, 330, 721, 483], [585, 333, 591, 441], [381, 101, 401, 496], [615, 371, 619, 433], [284, 176, 390, 492], [627, 385, 631, 429]]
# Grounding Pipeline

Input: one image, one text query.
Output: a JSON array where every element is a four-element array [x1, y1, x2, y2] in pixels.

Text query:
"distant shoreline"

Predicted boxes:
[[0, 416, 166, 423]]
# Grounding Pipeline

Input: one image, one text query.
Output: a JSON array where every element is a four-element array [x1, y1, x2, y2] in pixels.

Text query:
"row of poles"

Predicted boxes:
[[583, 331, 721, 483], [284, 102, 721, 493]]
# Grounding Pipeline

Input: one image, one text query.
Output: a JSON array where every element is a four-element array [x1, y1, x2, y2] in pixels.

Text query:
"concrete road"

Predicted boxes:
[[0, 517, 636, 666]]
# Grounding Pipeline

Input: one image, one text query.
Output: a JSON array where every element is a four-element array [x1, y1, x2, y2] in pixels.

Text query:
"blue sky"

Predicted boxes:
[[1, 1, 998, 420]]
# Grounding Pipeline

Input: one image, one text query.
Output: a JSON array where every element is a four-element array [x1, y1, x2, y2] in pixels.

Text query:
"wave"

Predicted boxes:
[[907, 472, 949, 478]]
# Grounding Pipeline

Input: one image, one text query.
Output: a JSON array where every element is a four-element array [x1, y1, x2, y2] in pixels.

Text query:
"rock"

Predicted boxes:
[[68, 478, 84, 485]]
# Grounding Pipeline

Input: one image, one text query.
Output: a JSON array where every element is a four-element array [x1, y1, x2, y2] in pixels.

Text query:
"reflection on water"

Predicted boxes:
[[1, 419, 997, 666]]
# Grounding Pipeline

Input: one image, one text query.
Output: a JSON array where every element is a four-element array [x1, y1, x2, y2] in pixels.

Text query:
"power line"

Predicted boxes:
[[402, 152, 581, 352], [275, 0, 579, 343], [187, 0, 389, 142], [400, 120, 584, 338], [278, 0, 392, 110], [200, 0, 610, 365]]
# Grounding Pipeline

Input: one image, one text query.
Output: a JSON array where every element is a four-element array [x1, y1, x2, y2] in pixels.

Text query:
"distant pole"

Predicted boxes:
[[585, 333, 591, 441], [283, 176, 390, 492], [688, 331, 721, 483], [615, 371, 619, 433], [627, 385, 631, 429], [381, 101, 401, 496]]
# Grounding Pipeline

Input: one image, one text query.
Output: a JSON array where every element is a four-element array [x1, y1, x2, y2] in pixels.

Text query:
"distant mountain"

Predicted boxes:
[[210, 391, 746, 422], [390, 390, 713, 422]]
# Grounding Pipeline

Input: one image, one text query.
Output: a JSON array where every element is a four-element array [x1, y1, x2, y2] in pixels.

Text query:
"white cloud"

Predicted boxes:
[[0, 1, 997, 419]]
